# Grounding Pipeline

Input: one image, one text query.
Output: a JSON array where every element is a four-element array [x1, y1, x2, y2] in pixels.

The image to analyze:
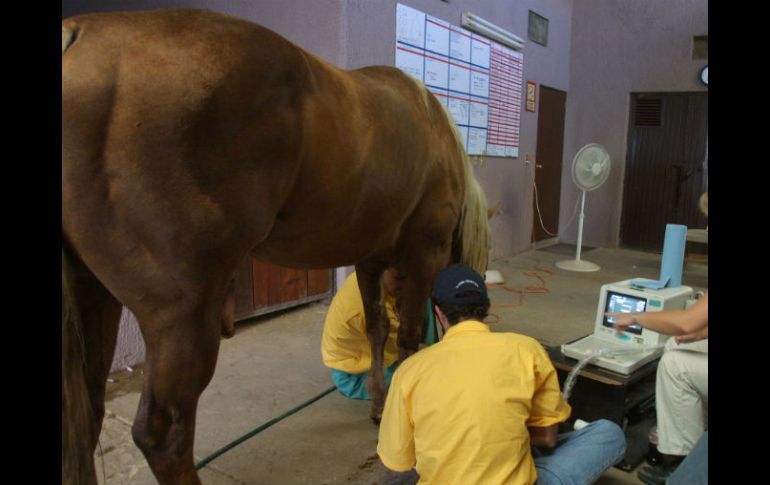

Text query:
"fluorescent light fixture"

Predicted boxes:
[[461, 12, 525, 51]]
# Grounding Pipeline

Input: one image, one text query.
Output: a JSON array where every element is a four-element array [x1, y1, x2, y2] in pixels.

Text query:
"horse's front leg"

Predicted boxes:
[[130, 300, 222, 485], [355, 261, 389, 423], [397, 230, 453, 363], [396, 267, 432, 364]]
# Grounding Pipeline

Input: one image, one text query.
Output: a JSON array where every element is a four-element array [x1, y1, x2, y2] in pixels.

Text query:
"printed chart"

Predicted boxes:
[[395, 3, 522, 157]]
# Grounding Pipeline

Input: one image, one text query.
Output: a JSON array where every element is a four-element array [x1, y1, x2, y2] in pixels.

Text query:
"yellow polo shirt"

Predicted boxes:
[[321, 272, 400, 374], [377, 321, 571, 485]]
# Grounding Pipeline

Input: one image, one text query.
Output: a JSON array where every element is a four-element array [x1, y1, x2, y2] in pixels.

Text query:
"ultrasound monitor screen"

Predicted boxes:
[[602, 291, 646, 335]]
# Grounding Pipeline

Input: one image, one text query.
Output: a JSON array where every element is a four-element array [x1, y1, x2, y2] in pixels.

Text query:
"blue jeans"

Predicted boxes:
[[666, 431, 707, 485], [533, 419, 626, 485]]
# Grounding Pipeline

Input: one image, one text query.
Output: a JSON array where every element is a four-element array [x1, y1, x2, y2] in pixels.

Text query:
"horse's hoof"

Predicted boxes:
[[369, 403, 383, 425]]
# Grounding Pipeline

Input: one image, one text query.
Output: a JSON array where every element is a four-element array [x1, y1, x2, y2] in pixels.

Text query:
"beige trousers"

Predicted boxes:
[[655, 338, 708, 455]]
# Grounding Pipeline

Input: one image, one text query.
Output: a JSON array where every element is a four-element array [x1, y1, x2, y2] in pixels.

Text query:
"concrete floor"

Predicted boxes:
[[94, 245, 707, 484]]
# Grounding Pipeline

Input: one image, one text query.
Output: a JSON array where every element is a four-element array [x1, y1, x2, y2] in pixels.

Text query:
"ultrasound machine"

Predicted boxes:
[[561, 279, 693, 375]]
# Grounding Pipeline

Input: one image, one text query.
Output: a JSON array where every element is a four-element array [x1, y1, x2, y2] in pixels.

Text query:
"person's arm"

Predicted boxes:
[[675, 326, 709, 344], [528, 424, 558, 449], [607, 293, 707, 337], [527, 341, 572, 448]]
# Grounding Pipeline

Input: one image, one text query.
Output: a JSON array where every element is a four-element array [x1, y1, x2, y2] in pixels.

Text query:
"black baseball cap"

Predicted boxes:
[[432, 263, 489, 306]]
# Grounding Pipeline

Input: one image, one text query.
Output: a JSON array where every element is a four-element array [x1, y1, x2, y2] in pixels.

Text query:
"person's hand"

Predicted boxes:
[[604, 312, 639, 334]]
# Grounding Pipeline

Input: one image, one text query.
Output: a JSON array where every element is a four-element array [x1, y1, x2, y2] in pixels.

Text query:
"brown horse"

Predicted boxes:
[[62, 8, 489, 485]]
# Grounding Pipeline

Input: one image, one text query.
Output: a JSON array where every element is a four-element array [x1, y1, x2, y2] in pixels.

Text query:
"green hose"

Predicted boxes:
[[195, 385, 337, 470]]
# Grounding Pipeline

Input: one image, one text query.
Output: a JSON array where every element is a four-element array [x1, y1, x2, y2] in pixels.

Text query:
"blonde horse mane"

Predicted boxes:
[[411, 78, 490, 275], [439, 103, 490, 275], [458, 160, 490, 274]]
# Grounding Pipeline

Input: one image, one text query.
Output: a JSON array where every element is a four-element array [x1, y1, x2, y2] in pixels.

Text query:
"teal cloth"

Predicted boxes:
[[331, 299, 437, 400], [331, 363, 398, 400], [421, 298, 438, 345]]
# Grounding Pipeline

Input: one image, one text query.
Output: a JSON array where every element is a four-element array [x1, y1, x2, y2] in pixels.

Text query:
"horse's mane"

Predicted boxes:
[[438, 103, 491, 275], [459, 173, 490, 274]]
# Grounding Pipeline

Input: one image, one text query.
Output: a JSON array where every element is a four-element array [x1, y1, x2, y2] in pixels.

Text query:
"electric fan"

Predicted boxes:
[[555, 143, 611, 272]]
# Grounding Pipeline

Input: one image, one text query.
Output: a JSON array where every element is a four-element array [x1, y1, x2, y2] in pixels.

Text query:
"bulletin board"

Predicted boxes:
[[395, 3, 523, 157]]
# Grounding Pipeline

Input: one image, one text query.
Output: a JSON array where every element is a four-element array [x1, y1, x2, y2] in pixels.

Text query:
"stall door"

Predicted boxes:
[[233, 258, 332, 321], [620, 93, 708, 252], [533, 86, 567, 241]]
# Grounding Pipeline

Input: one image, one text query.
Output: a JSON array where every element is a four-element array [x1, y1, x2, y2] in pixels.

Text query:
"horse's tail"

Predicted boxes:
[[62, 245, 97, 485], [457, 156, 491, 275]]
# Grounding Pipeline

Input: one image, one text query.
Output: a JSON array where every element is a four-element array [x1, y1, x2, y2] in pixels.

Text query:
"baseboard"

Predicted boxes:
[[534, 237, 559, 250]]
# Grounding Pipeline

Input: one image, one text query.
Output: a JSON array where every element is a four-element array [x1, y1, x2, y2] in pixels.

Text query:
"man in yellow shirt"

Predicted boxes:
[[321, 269, 438, 400], [377, 264, 626, 484]]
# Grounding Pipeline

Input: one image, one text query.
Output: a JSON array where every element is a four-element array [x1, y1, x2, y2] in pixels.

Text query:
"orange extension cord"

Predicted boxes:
[[485, 247, 553, 324], [485, 185, 557, 324]]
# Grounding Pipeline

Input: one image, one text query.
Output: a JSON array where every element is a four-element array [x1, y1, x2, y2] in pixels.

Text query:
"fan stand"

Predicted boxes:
[[555, 190, 600, 272]]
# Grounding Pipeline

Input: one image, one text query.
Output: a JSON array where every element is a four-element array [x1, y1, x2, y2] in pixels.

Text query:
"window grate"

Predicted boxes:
[[528, 11, 548, 47], [634, 99, 663, 127], [692, 36, 708, 60]]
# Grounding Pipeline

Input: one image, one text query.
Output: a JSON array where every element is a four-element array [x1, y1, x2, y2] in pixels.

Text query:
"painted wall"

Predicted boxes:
[[561, 0, 708, 248], [111, 308, 145, 371]]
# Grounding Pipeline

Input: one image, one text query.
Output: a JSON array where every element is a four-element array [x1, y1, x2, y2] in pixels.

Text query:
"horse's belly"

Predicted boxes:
[[252, 218, 401, 269]]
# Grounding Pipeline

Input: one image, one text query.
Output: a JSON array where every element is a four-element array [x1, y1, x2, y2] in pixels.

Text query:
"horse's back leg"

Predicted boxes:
[[62, 246, 122, 485], [355, 260, 389, 422], [129, 292, 223, 485]]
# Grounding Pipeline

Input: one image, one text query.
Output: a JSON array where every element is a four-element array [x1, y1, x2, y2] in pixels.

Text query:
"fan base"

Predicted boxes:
[[555, 259, 601, 272]]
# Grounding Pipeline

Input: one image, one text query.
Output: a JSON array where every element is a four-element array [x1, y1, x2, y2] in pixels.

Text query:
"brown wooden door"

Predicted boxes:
[[533, 86, 567, 241], [233, 258, 332, 321], [620, 93, 708, 251]]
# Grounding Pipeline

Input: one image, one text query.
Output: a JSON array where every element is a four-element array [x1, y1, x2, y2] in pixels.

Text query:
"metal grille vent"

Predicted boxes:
[[634, 98, 662, 127], [692, 36, 708, 60], [528, 11, 548, 46]]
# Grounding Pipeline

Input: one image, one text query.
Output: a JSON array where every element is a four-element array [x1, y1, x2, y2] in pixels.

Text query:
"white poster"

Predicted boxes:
[[425, 16, 450, 54], [449, 28, 471, 62], [395, 4, 522, 157], [395, 46, 424, 81], [486, 43, 523, 158], [471, 34, 491, 69], [469, 97, 488, 128], [448, 63, 470, 94], [447, 96, 470, 126], [396, 3, 425, 47], [424, 55, 449, 89]]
